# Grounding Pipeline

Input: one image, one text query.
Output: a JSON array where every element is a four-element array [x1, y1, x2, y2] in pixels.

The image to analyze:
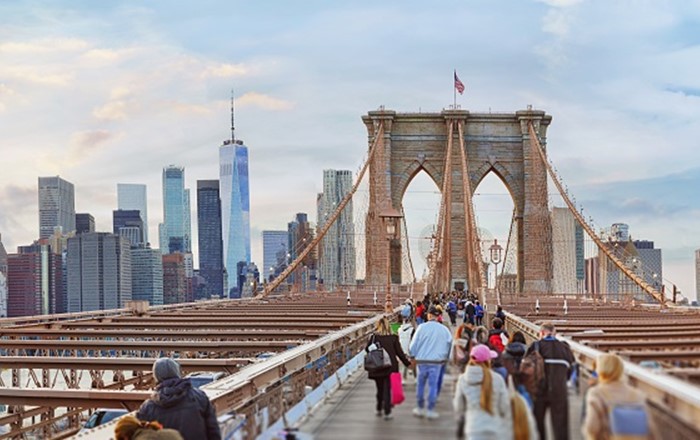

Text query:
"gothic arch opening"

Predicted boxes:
[[473, 169, 516, 293], [400, 169, 442, 283]]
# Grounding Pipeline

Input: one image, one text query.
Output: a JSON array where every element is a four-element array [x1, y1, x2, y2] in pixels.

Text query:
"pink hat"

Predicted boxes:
[[470, 344, 498, 362]]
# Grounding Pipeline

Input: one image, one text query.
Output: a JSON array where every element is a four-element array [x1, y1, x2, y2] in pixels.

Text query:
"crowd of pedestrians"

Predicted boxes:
[[364, 291, 657, 440], [103, 291, 656, 440]]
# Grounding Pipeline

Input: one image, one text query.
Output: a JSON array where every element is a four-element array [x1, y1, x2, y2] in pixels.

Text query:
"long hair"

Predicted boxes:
[[474, 326, 489, 345], [597, 353, 624, 383], [375, 317, 392, 336], [114, 416, 163, 440], [468, 360, 493, 414], [511, 391, 531, 440]]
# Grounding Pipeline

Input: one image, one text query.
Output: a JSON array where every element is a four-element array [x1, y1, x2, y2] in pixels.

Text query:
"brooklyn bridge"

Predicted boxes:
[[1, 108, 698, 440]]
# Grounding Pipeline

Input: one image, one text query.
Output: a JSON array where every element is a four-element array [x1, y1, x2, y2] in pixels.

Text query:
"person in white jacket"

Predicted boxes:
[[397, 317, 415, 379], [453, 344, 513, 440]]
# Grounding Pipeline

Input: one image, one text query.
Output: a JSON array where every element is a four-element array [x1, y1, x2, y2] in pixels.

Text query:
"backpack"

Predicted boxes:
[[601, 389, 650, 440], [519, 342, 545, 398], [488, 333, 505, 353]]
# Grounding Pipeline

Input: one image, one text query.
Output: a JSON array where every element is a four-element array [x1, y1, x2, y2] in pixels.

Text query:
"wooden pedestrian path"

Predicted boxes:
[[299, 367, 584, 439]]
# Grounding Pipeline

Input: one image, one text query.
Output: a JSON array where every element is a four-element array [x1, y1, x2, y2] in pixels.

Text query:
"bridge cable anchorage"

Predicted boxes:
[[527, 121, 667, 306], [258, 121, 385, 298]]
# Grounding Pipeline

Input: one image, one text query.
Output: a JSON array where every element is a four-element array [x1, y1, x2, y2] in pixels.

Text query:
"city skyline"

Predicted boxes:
[[1, 2, 700, 298]]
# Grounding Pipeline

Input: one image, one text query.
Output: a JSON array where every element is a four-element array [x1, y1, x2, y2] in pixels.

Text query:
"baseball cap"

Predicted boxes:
[[470, 344, 498, 362]]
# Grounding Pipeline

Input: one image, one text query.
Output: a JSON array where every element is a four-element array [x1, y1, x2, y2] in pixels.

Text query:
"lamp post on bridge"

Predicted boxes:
[[379, 208, 403, 314], [489, 239, 503, 306]]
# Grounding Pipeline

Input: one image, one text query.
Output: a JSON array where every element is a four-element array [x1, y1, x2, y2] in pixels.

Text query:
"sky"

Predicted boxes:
[[1, 0, 699, 300]]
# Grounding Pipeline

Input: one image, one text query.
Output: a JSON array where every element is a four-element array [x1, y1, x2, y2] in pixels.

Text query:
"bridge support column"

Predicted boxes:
[[518, 110, 553, 294]]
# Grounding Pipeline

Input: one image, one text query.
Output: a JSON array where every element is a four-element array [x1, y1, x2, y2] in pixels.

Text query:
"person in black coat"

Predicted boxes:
[[365, 316, 411, 420], [137, 358, 221, 440]]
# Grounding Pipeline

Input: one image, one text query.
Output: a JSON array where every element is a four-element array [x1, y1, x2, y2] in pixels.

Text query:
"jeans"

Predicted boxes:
[[416, 363, 441, 410], [436, 363, 446, 396]]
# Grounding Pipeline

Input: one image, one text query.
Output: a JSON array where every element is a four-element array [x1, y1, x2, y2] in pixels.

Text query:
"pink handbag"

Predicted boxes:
[[390, 372, 405, 405]]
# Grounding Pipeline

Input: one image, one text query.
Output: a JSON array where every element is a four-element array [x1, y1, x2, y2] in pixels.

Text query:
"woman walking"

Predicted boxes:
[[366, 316, 411, 420], [582, 353, 657, 440], [453, 344, 512, 439]]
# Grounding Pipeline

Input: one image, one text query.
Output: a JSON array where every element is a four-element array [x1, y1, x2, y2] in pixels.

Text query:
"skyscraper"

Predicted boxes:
[[0, 233, 7, 276], [317, 170, 355, 290], [131, 246, 163, 306], [67, 233, 132, 312], [197, 180, 224, 298], [220, 140, 251, 295], [551, 207, 584, 294], [287, 213, 317, 290], [7, 243, 62, 317], [696, 249, 700, 301], [633, 240, 662, 289], [75, 213, 95, 234], [38, 176, 75, 239], [162, 253, 187, 304], [0, 271, 6, 318], [113, 209, 144, 247], [262, 231, 288, 282], [160, 166, 191, 254], [117, 184, 149, 244]]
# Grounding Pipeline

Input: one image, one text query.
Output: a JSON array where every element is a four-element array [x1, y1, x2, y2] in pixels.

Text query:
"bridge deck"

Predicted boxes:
[[299, 366, 584, 440]]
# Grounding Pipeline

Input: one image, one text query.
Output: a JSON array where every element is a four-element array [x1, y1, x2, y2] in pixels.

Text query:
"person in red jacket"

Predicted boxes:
[[415, 301, 426, 324]]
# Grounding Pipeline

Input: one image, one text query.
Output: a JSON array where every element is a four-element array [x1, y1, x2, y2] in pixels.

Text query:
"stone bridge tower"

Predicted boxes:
[[363, 108, 553, 294]]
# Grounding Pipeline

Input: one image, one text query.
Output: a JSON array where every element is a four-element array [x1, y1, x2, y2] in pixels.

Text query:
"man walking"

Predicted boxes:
[[409, 306, 453, 419], [137, 358, 221, 440], [526, 322, 575, 440]]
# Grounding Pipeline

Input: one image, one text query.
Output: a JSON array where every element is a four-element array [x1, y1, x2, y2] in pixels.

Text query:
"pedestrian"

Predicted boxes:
[[115, 416, 184, 440], [365, 316, 411, 420], [582, 354, 657, 440], [495, 305, 506, 322], [137, 358, 221, 440], [525, 322, 575, 440], [397, 317, 415, 379], [415, 300, 426, 325], [475, 301, 485, 326], [453, 344, 513, 439], [400, 299, 414, 322], [446, 299, 458, 326], [502, 331, 532, 408], [466, 300, 476, 325], [453, 321, 474, 370], [409, 306, 453, 419], [474, 325, 489, 346], [487, 318, 509, 354]]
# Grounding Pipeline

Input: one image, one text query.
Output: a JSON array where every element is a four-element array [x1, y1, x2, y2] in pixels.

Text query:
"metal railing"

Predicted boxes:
[[77, 311, 387, 439]]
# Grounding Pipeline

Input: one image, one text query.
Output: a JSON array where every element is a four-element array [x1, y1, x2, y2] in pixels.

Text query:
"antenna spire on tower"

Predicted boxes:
[[230, 89, 236, 143]]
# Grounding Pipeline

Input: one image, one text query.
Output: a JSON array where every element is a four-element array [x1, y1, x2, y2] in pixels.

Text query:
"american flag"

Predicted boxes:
[[454, 70, 465, 95]]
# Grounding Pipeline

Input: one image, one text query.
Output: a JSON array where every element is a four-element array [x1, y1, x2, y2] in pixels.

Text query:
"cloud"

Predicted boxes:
[[1, 66, 73, 86], [237, 92, 294, 111], [536, 0, 584, 7], [200, 63, 249, 78], [69, 129, 116, 157], [0, 38, 89, 54]]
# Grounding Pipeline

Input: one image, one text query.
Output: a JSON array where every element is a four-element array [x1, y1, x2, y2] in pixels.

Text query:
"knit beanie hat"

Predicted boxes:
[[152, 358, 181, 383]]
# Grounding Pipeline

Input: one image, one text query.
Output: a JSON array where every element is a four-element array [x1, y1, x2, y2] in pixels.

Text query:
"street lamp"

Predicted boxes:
[[489, 239, 503, 305], [379, 207, 403, 314]]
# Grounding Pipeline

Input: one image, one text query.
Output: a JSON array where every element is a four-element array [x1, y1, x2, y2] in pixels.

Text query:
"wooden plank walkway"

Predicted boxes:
[[299, 367, 584, 439]]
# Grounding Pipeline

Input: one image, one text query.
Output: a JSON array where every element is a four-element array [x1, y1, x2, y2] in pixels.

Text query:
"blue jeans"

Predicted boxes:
[[416, 363, 441, 410], [436, 363, 447, 396]]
